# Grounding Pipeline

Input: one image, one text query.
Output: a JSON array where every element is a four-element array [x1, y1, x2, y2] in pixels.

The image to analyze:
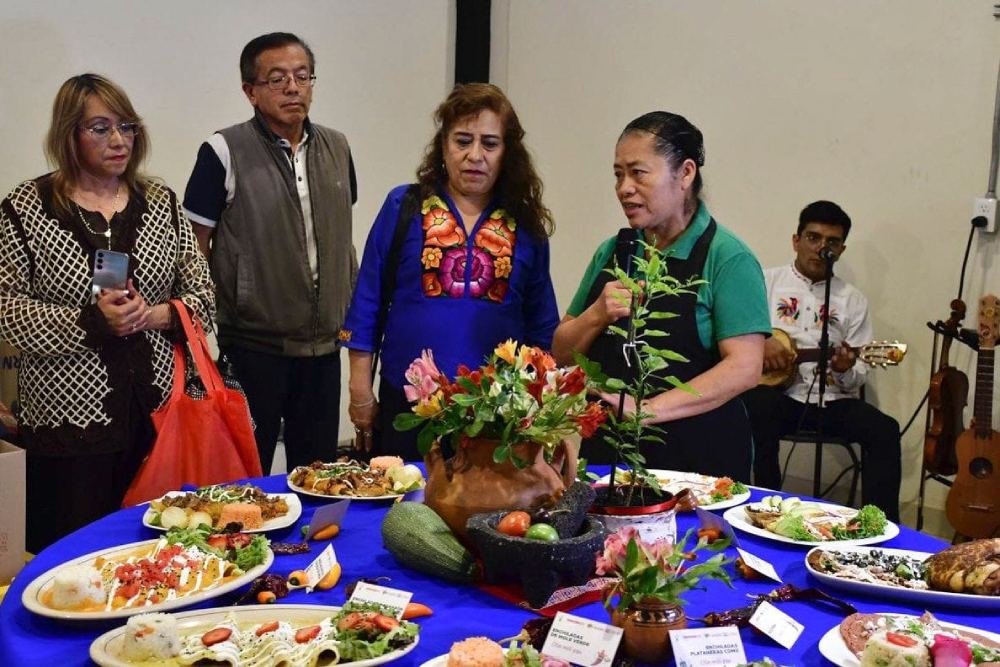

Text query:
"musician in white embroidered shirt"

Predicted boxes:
[[742, 201, 901, 521]]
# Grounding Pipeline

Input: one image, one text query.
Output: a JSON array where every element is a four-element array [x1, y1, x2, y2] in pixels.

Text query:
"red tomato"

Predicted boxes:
[[886, 632, 919, 647], [201, 628, 233, 647], [206, 535, 229, 552], [374, 615, 400, 632], [256, 621, 279, 637], [295, 625, 322, 643], [226, 533, 253, 549], [497, 511, 531, 537]]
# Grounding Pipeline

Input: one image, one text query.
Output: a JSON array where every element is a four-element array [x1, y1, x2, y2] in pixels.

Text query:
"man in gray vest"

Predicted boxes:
[[183, 32, 357, 473]]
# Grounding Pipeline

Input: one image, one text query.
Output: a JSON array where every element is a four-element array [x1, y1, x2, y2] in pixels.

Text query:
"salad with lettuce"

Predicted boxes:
[[744, 496, 888, 542]]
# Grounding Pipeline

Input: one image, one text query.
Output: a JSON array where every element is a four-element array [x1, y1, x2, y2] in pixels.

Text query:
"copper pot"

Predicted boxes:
[[423, 436, 576, 541], [610, 597, 687, 663]]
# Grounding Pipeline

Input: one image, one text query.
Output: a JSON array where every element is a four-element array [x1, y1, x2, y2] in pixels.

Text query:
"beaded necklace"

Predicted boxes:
[[74, 185, 121, 247]]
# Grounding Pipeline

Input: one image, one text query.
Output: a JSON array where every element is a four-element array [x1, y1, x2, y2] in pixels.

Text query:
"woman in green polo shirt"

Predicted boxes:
[[552, 111, 770, 481]]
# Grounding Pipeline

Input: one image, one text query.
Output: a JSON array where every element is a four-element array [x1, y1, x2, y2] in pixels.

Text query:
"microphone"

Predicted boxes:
[[819, 246, 838, 262], [615, 227, 640, 278]]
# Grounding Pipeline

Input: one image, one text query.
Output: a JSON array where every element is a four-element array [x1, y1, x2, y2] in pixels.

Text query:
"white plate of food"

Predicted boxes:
[[595, 468, 751, 511], [806, 541, 1000, 610], [818, 611, 1000, 666], [142, 485, 301, 533], [722, 497, 899, 546], [90, 603, 420, 667], [287, 458, 424, 501], [22, 533, 273, 621]]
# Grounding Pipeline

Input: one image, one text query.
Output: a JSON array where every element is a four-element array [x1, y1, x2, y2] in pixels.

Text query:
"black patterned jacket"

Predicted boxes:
[[0, 175, 215, 456]]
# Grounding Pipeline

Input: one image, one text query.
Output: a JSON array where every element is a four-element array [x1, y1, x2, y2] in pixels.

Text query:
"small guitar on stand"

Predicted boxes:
[[758, 328, 908, 388], [923, 299, 968, 476], [946, 294, 1000, 539]]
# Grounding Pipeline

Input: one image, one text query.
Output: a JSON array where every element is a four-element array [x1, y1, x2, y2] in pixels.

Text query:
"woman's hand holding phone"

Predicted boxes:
[[97, 278, 152, 336]]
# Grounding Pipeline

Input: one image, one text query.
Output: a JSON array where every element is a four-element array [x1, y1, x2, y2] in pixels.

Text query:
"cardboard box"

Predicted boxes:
[[0, 440, 25, 584]]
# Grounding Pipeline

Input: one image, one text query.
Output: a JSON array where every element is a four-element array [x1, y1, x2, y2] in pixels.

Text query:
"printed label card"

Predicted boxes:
[[304, 543, 337, 593], [748, 600, 804, 649], [541, 612, 623, 666], [302, 499, 351, 540], [669, 626, 747, 666], [735, 547, 782, 582], [348, 581, 413, 619]]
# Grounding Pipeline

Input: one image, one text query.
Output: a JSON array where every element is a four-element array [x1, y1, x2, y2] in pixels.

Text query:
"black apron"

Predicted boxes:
[[580, 220, 752, 482]]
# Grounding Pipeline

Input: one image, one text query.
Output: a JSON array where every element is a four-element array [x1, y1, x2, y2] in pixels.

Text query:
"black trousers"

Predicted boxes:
[[26, 396, 154, 553], [371, 380, 422, 462], [742, 386, 901, 522], [222, 346, 341, 473]]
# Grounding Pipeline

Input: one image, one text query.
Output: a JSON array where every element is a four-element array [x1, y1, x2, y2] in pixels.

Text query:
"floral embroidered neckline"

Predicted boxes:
[[418, 193, 517, 304]]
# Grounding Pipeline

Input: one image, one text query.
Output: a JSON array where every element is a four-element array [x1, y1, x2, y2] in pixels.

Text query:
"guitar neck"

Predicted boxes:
[[974, 348, 995, 437], [796, 347, 858, 365]]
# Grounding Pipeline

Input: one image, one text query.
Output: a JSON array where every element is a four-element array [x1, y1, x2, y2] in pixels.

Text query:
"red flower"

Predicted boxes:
[[575, 402, 608, 438], [422, 272, 442, 297], [486, 280, 508, 303], [557, 367, 587, 396], [527, 377, 547, 403]]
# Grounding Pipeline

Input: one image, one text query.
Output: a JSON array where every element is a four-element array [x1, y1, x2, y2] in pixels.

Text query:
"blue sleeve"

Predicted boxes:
[[340, 186, 408, 352], [182, 142, 227, 225], [522, 239, 560, 350]]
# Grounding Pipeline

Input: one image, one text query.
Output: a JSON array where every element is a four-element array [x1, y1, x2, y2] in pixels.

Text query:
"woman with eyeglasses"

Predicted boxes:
[[0, 74, 214, 551], [552, 111, 771, 482]]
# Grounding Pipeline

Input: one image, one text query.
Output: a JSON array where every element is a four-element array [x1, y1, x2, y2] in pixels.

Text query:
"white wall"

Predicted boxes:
[[0, 0, 453, 444], [495, 0, 1000, 523]]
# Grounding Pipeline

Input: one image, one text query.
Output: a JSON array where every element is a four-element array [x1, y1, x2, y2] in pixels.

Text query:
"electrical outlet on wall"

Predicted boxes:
[[973, 197, 998, 233]]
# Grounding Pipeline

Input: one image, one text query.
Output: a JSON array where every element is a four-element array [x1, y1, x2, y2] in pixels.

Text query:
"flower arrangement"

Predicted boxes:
[[596, 526, 733, 612], [576, 238, 704, 504], [394, 340, 607, 467]]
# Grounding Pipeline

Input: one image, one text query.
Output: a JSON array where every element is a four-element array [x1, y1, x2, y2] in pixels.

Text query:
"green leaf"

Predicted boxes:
[[492, 443, 510, 464], [646, 311, 680, 319], [624, 538, 640, 574], [663, 375, 700, 396], [393, 412, 425, 431], [607, 325, 628, 338], [604, 378, 626, 391], [416, 425, 435, 456], [465, 418, 484, 437]]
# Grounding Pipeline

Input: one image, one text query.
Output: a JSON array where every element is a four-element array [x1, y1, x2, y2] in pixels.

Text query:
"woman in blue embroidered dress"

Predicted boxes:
[[341, 83, 559, 461]]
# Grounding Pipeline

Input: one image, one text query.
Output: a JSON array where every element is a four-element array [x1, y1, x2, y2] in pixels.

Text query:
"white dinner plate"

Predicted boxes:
[[142, 491, 302, 533], [595, 468, 752, 511], [722, 502, 899, 546], [90, 603, 419, 667], [22, 538, 273, 621], [805, 545, 1000, 610], [817, 614, 1000, 666]]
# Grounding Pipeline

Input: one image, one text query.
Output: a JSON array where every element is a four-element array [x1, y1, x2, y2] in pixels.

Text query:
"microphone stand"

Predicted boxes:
[[609, 235, 640, 500], [812, 248, 836, 498]]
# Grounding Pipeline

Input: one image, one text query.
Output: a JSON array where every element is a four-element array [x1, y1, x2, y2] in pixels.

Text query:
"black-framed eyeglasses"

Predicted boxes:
[[80, 122, 141, 142], [254, 72, 317, 91]]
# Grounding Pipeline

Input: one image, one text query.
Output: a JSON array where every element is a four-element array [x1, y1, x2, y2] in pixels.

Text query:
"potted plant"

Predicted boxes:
[[596, 525, 733, 662], [575, 238, 704, 535], [394, 341, 608, 539]]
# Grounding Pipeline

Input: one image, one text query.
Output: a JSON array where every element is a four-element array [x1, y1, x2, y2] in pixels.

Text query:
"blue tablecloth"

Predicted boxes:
[[2, 472, 997, 666]]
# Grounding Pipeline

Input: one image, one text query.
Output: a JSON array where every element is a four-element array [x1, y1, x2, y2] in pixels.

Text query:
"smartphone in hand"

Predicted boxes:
[[92, 249, 129, 291]]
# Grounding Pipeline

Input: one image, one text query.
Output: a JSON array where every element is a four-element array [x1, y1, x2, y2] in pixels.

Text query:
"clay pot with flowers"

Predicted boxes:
[[394, 340, 608, 540], [596, 525, 733, 663]]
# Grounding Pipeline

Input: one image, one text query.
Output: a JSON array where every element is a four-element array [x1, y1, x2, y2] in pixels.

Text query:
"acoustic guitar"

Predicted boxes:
[[758, 328, 908, 388], [946, 294, 1000, 539]]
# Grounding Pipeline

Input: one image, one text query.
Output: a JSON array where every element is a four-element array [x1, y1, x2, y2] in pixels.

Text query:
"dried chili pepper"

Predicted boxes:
[[235, 574, 289, 605]]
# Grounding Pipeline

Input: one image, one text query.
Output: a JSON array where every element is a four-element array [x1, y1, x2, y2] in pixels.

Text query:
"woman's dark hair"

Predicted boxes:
[[620, 111, 705, 209], [239, 32, 315, 83], [415, 83, 553, 239], [798, 200, 852, 239]]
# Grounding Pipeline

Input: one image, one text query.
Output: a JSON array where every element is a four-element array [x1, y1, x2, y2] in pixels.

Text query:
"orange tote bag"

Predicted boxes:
[[123, 301, 262, 506]]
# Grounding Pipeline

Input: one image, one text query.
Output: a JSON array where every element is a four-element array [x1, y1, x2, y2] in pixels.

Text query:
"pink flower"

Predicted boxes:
[[641, 538, 675, 565], [403, 350, 443, 402], [438, 247, 495, 298], [595, 527, 639, 575]]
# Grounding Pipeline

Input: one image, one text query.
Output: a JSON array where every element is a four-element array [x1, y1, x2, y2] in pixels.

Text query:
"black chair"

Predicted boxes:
[[780, 386, 865, 506], [781, 430, 861, 506]]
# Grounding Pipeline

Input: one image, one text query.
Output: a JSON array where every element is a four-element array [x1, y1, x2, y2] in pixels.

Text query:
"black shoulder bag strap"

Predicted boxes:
[[370, 184, 421, 384]]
